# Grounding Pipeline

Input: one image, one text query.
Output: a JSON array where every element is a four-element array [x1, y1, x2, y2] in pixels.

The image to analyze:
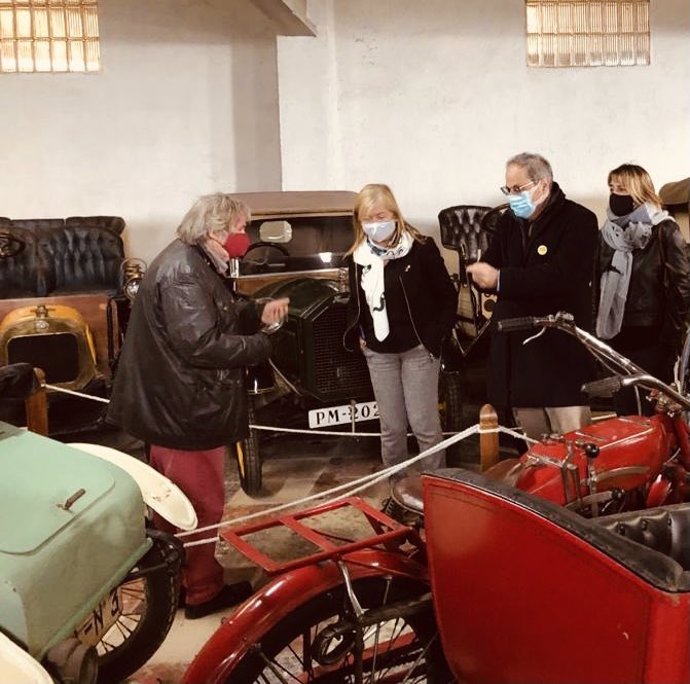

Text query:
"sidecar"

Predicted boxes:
[[0, 421, 186, 684], [424, 467, 690, 684]]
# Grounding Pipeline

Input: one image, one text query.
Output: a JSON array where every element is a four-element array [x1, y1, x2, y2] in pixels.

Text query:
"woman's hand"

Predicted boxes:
[[261, 297, 290, 326]]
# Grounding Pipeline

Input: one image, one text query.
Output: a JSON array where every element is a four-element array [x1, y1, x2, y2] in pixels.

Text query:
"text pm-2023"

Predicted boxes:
[[307, 401, 379, 429]]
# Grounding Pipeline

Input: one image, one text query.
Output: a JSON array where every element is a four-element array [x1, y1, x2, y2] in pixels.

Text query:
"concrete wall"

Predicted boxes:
[[1, 0, 687, 263], [0, 0, 282, 263], [278, 0, 690, 243]]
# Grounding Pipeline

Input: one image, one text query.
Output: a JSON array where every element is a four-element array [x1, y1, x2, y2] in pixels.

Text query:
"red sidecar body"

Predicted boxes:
[[424, 467, 690, 684]]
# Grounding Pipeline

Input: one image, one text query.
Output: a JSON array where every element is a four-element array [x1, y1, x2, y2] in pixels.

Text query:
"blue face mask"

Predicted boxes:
[[508, 191, 536, 219], [362, 219, 397, 243]]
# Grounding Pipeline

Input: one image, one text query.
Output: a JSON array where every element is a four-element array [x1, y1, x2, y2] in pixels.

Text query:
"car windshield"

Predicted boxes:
[[241, 215, 353, 275]]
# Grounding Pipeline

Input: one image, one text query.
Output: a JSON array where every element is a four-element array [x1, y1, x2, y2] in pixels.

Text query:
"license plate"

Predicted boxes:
[[74, 587, 122, 646], [308, 401, 379, 429]]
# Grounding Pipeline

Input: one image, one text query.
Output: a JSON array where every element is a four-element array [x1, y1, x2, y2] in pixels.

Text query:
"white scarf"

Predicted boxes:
[[353, 232, 414, 341]]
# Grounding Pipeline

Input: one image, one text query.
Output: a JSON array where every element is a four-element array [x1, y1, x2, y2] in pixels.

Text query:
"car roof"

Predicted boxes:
[[229, 191, 357, 219]]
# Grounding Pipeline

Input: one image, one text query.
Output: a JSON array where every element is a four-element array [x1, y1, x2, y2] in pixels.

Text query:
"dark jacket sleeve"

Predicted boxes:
[[423, 238, 458, 339], [482, 215, 506, 270], [158, 276, 272, 368], [0, 363, 38, 400], [343, 257, 361, 352], [499, 209, 598, 299], [235, 294, 264, 334], [658, 220, 690, 353]]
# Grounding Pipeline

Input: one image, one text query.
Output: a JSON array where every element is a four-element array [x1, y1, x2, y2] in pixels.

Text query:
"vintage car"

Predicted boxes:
[[0, 217, 137, 437], [230, 191, 469, 495], [0, 364, 193, 684]]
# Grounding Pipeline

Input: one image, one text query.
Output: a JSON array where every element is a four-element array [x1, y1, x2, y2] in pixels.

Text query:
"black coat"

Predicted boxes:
[[0, 363, 36, 400], [483, 183, 599, 408], [344, 236, 457, 358], [106, 239, 272, 450], [593, 218, 690, 355]]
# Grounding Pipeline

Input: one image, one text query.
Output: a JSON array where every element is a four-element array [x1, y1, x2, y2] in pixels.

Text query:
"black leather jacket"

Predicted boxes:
[[483, 183, 599, 408], [107, 239, 272, 450], [343, 236, 457, 358], [593, 218, 690, 354]]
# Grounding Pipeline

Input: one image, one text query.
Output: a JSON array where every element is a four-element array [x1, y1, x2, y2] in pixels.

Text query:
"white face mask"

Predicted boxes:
[[362, 219, 396, 243]]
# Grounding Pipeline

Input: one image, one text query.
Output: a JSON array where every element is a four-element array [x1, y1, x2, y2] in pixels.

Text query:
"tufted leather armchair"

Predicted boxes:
[[0, 216, 125, 299], [438, 205, 494, 264], [437, 204, 508, 347]]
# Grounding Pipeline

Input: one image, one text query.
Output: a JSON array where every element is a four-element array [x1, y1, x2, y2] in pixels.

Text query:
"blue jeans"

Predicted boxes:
[[363, 344, 445, 474]]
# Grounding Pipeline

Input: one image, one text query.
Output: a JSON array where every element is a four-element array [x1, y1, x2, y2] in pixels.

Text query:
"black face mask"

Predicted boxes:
[[609, 193, 635, 217]]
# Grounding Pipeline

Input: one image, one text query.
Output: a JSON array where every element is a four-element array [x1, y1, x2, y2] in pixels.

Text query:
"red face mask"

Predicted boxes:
[[224, 232, 251, 258]]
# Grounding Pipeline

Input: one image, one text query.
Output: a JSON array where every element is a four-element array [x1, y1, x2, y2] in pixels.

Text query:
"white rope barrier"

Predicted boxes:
[[42, 382, 534, 550], [43, 385, 463, 438], [45, 384, 110, 403], [180, 422, 533, 548]]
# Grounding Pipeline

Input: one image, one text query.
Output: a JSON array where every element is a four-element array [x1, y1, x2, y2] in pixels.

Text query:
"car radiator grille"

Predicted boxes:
[[312, 304, 372, 400]]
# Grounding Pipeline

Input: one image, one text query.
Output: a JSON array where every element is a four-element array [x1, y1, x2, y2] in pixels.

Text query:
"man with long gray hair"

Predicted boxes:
[[108, 193, 289, 618], [467, 153, 598, 440]]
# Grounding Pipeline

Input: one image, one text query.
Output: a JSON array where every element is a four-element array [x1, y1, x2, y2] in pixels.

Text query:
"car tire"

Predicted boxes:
[[234, 401, 262, 496], [439, 370, 468, 464], [95, 531, 182, 684]]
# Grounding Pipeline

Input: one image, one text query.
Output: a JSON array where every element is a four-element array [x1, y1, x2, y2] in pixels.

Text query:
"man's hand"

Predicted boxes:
[[466, 262, 499, 290], [261, 297, 290, 326]]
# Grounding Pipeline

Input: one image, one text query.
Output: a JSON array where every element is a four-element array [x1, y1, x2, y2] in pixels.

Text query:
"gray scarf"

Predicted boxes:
[[596, 202, 670, 339]]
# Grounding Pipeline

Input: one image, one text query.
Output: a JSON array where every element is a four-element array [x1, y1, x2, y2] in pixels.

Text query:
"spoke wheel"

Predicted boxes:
[[222, 577, 451, 683], [94, 532, 182, 684]]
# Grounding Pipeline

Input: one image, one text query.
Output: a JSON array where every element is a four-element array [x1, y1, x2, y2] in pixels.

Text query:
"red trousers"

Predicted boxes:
[[149, 444, 226, 606]]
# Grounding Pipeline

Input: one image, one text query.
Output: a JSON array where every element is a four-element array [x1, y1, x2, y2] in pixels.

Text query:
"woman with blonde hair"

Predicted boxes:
[[344, 184, 457, 486], [594, 163, 690, 415]]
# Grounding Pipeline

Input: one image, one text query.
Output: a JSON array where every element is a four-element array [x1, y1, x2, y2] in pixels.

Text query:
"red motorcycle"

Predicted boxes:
[[485, 312, 690, 514], [180, 312, 690, 683]]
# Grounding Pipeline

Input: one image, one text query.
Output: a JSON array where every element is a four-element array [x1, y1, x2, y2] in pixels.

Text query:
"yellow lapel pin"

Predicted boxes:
[[537, 244, 548, 256]]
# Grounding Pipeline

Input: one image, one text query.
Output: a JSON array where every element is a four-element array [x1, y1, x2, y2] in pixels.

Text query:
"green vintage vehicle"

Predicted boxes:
[[0, 372, 194, 684]]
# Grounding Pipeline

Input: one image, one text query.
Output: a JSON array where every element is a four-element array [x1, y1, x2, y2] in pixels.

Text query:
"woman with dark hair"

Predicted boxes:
[[344, 183, 457, 483], [594, 163, 690, 415]]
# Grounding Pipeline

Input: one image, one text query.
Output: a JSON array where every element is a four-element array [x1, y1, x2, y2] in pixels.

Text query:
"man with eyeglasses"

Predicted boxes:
[[467, 152, 598, 440]]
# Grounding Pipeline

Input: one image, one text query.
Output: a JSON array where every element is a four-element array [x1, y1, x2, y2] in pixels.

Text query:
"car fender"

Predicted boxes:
[[67, 442, 198, 531], [181, 548, 428, 684], [0, 633, 53, 684]]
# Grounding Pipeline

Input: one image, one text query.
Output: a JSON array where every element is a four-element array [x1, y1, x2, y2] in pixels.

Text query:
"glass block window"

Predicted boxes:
[[0, 0, 100, 73], [526, 0, 650, 67]]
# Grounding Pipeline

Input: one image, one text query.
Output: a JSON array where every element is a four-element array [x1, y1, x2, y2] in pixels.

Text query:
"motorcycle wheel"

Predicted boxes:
[[234, 402, 262, 496], [95, 532, 182, 684], [220, 576, 451, 683]]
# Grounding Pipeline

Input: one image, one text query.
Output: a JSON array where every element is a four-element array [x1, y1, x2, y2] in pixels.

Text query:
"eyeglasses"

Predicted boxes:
[[500, 180, 537, 196]]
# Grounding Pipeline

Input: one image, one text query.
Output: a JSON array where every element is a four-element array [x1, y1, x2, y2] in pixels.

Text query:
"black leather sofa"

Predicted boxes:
[[0, 216, 125, 298]]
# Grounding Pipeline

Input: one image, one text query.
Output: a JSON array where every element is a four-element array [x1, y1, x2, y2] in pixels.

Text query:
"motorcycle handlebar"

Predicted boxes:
[[497, 316, 540, 333], [582, 376, 624, 398], [495, 311, 690, 412]]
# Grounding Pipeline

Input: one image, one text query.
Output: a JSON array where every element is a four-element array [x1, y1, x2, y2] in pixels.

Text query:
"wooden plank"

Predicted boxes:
[[25, 368, 48, 435]]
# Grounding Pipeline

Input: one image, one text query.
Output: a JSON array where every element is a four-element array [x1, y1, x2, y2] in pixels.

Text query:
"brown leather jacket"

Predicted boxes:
[[107, 240, 272, 450]]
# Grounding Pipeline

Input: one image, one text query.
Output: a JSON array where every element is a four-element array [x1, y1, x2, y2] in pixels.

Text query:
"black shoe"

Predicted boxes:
[[184, 581, 253, 620]]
